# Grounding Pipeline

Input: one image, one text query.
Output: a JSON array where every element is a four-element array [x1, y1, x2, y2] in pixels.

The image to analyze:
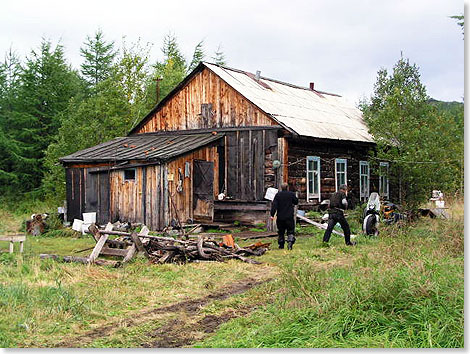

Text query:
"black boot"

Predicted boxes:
[[287, 234, 296, 250], [278, 243, 285, 249]]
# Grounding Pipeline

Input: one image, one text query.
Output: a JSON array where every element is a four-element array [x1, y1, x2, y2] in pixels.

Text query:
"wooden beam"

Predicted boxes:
[[123, 244, 137, 263], [296, 214, 356, 238], [99, 247, 129, 257], [40, 254, 120, 267], [88, 233, 109, 263], [130, 232, 149, 258]]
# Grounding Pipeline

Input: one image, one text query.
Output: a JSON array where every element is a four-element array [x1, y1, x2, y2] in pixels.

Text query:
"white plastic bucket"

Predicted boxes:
[[81, 223, 91, 235], [83, 212, 96, 224], [72, 219, 83, 232]]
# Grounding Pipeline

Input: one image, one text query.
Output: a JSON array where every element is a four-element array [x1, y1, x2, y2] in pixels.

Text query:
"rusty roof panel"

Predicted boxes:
[[204, 62, 374, 143], [60, 132, 223, 164]]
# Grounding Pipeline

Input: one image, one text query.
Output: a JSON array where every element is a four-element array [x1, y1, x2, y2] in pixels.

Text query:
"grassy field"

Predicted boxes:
[[0, 199, 464, 348]]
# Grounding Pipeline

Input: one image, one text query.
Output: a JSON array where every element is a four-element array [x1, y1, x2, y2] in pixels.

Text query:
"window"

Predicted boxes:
[[379, 162, 389, 198], [201, 103, 213, 124], [307, 156, 320, 201], [124, 168, 136, 181], [335, 158, 347, 191], [359, 161, 370, 200]]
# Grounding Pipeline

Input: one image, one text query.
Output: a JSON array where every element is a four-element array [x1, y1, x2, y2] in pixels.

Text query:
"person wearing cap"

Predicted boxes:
[[270, 183, 299, 250], [323, 184, 355, 246]]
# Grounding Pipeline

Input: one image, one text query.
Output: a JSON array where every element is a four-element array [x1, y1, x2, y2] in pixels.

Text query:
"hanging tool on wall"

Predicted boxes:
[[176, 168, 183, 193]]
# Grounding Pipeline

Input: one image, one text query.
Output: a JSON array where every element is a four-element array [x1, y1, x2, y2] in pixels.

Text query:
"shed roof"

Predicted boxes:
[[203, 63, 374, 143], [60, 132, 223, 164]]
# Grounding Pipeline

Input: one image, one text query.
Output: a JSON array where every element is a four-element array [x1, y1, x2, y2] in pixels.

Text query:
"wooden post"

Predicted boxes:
[[130, 232, 149, 258], [19, 241, 23, 253], [88, 234, 109, 263], [9, 242, 13, 254], [123, 244, 137, 263]]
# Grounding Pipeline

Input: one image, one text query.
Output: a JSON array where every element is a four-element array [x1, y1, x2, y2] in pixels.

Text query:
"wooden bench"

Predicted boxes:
[[0, 234, 26, 253]]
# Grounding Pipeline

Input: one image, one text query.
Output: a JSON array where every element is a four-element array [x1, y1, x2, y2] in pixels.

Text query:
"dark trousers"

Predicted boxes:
[[323, 211, 352, 245], [277, 218, 296, 247]]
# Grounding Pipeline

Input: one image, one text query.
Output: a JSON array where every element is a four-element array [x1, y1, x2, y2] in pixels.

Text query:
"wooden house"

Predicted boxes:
[[60, 62, 392, 230]]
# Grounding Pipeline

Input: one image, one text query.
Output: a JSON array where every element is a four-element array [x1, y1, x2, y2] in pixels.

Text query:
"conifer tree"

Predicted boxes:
[[187, 40, 205, 72], [212, 44, 226, 66], [14, 40, 81, 191], [80, 29, 116, 89]]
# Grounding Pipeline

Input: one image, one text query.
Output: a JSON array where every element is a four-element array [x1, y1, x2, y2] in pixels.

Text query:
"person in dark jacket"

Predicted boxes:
[[323, 184, 355, 246], [270, 183, 299, 250]]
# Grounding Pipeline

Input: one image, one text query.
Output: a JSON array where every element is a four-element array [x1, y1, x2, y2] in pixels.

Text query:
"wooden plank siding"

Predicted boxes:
[[165, 145, 218, 224], [109, 167, 144, 225], [135, 68, 277, 133]]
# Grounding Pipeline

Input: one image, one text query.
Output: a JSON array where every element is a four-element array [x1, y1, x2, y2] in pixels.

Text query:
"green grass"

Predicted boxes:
[[195, 214, 464, 348], [0, 199, 464, 348]]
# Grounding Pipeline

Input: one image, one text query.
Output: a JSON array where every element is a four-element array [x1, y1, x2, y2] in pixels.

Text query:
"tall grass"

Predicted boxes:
[[198, 207, 464, 348]]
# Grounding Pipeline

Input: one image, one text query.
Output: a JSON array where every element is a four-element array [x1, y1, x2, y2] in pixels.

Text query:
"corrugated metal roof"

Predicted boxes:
[[204, 62, 374, 143], [60, 132, 223, 163]]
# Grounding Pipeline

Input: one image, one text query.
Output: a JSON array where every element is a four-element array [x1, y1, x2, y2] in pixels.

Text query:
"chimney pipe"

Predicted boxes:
[[255, 70, 261, 81], [309, 82, 315, 90]]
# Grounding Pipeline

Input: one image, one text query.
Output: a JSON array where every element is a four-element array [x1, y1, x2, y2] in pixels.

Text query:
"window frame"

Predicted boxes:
[[335, 158, 347, 191], [359, 161, 370, 200], [306, 156, 321, 201], [379, 162, 389, 198], [123, 168, 136, 181]]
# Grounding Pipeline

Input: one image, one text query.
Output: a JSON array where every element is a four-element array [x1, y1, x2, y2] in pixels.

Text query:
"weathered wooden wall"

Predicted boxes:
[[224, 128, 279, 201], [109, 167, 145, 224], [286, 138, 377, 206], [166, 145, 218, 224], [136, 68, 277, 133]]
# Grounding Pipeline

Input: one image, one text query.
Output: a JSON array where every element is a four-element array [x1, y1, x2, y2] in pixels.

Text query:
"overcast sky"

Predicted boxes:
[[1, 0, 464, 105]]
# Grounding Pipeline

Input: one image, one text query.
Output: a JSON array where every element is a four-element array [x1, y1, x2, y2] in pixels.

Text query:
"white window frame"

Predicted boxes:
[[306, 156, 321, 201], [359, 161, 370, 200], [379, 162, 389, 198], [335, 158, 347, 191]]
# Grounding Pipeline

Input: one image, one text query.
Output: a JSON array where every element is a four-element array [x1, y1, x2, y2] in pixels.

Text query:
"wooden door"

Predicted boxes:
[[65, 168, 84, 222], [193, 160, 214, 221]]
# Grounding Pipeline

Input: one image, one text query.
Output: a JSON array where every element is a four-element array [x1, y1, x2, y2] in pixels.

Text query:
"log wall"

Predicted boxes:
[[136, 68, 277, 133], [286, 138, 378, 207]]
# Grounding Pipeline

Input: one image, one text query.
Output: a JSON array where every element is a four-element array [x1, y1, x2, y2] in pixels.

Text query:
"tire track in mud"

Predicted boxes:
[[56, 276, 272, 348], [142, 306, 255, 348]]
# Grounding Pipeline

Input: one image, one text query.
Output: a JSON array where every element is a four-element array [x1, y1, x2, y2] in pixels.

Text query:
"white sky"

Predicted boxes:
[[1, 0, 464, 105]]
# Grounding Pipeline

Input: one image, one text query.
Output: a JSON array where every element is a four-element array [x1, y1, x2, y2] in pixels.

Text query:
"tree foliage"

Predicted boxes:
[[361, 56, 463, 206], [212, 44, 226, 66], [0, 41, 82, 194], [450, 14, 464, 38], [41, 33, 215, 200]]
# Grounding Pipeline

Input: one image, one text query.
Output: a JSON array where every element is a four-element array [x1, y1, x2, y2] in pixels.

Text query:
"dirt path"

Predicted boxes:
[[142, 306, 255, 348], [56, 276, 272, 348]]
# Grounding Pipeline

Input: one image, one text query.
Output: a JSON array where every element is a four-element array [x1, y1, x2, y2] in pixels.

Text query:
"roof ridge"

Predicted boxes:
[[202, 62, 341, 97]]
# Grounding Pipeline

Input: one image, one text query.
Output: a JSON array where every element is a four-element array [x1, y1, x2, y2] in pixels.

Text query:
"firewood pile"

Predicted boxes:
[[145, 236, 270, 265], [40, 223, 270, 267]]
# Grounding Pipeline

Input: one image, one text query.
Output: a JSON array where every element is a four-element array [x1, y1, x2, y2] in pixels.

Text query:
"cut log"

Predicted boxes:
[[40, 254, 121, 267]]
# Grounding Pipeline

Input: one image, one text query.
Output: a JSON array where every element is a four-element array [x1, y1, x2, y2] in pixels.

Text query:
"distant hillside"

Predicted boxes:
[[429, 98, 464, 113], [429, 98, 464, 127]]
